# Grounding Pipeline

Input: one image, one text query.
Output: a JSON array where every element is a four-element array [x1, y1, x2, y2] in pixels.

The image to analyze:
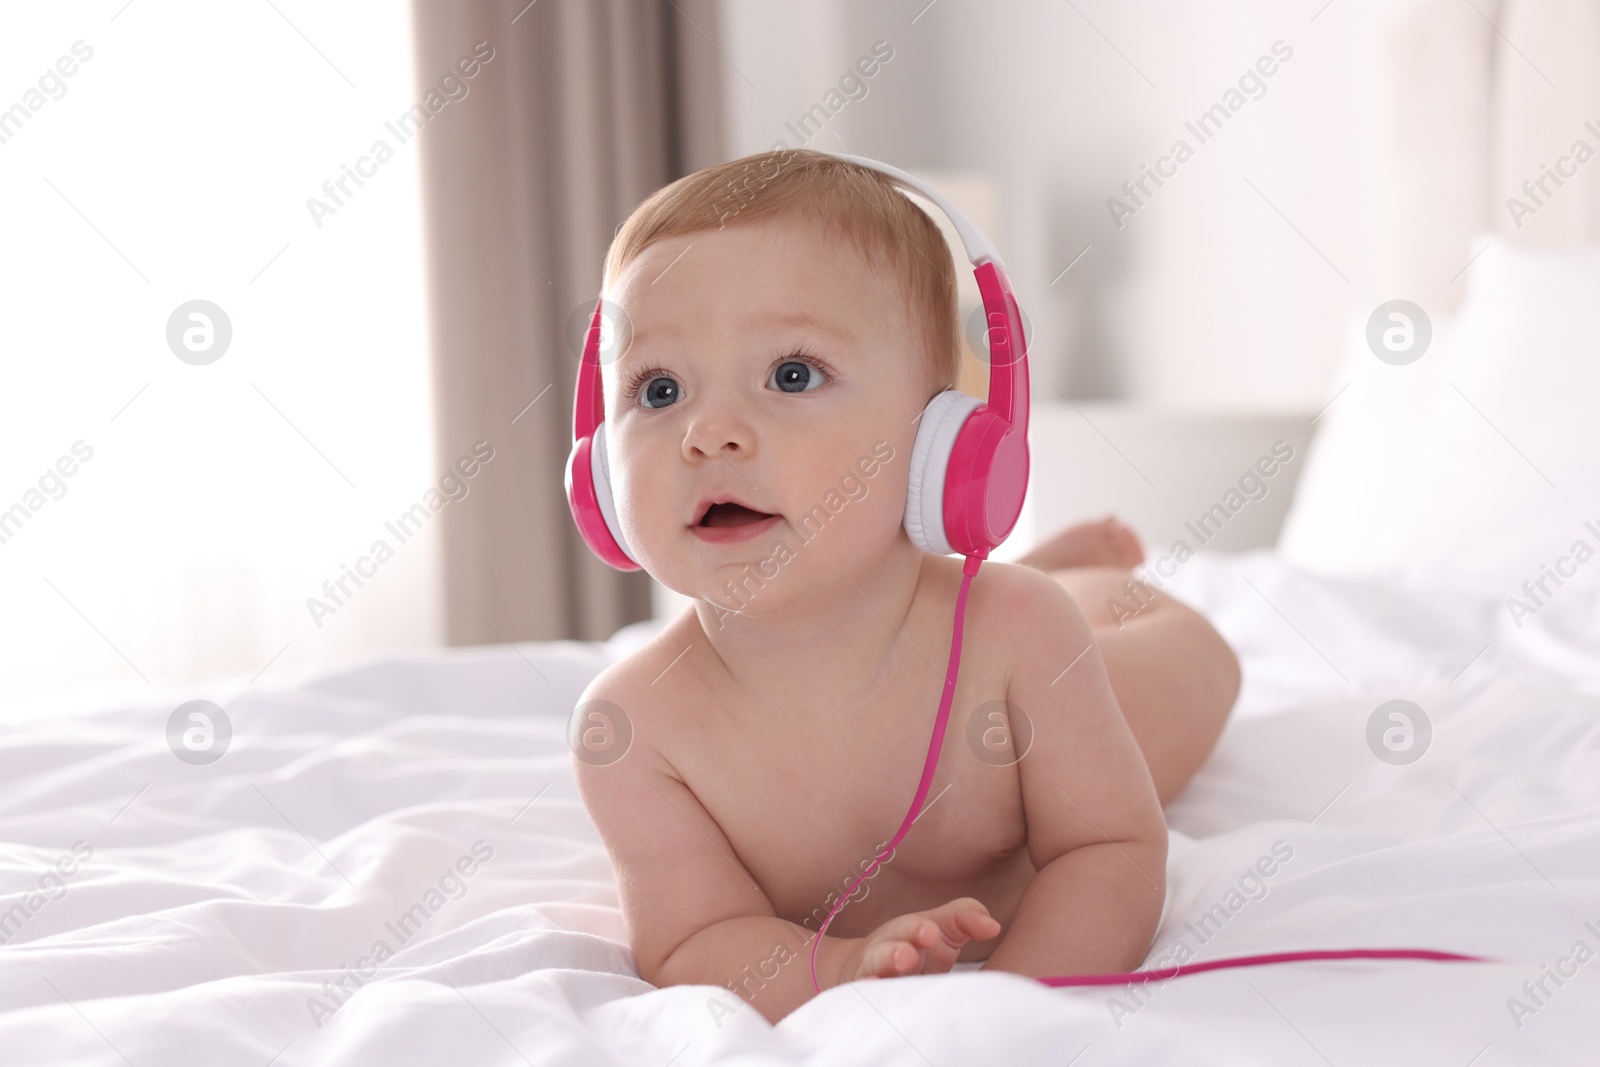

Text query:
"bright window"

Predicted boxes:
[[0, 1, 440, 718]]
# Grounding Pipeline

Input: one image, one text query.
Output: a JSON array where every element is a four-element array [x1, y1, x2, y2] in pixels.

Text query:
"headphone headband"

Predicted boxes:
[[816, 150, 1027, 447], [823, 151, 1006, 270]]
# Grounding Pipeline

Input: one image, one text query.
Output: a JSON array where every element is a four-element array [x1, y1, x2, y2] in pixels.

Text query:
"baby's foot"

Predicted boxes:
[[1017, 515, 1145, 571]]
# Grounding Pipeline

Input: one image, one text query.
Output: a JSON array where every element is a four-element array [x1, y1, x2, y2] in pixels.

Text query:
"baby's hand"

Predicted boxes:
[[836, 898, 1002, 984]]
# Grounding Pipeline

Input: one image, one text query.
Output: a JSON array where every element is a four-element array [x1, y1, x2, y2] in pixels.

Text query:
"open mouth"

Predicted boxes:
[[698, 502, 777, 528]]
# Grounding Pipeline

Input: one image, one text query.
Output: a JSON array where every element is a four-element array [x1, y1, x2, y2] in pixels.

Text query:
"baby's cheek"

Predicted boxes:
[[612, 501, 676, 578]]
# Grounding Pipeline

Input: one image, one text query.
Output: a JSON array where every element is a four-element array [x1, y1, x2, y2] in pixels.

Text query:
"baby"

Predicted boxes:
[[572, 149, 1241, 1024]]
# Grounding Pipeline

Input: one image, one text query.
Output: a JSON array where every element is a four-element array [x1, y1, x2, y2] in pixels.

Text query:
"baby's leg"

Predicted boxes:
[[1030, 553, 1240, 807], [1056, 572, 1241, 806]]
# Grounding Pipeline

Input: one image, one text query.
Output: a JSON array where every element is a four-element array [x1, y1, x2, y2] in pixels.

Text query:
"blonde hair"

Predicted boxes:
[[601, 148, 960, 400]]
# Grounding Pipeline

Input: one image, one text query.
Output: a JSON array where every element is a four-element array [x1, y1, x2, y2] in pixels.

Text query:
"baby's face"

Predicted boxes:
[[604, 217, 928, 614]]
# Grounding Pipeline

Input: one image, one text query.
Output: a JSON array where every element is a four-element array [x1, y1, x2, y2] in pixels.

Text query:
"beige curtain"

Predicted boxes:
[[410, 0, 725, 644]]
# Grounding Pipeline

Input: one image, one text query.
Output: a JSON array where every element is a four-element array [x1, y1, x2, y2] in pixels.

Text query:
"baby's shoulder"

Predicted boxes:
[[933, 557, 1095, 654], [571, 615, 704, 787], [576, 609, 702, 714]]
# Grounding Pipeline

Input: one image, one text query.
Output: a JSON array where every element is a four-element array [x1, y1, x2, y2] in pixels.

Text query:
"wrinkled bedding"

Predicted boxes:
[[2, 549, 1597, 1065]]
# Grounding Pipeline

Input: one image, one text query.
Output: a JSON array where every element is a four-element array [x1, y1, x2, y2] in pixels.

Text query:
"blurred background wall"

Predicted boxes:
[[720, 0, 1423, 410], [0, 0, 1525, 715]]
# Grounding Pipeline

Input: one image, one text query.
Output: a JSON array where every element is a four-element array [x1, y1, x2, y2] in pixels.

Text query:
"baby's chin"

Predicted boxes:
[[677, 540, 802, 597]]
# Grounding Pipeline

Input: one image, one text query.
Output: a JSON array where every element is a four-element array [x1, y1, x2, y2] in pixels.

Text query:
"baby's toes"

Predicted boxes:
[[1106, 518, 1146, 567]]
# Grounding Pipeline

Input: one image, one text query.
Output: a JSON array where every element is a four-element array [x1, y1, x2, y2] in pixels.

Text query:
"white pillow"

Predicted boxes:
[[1276, 297, 1462, 581], [1279, 236, 1600, 598]]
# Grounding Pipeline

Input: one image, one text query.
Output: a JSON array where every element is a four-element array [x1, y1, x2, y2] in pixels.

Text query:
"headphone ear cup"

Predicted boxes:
[[903, 389, 984, 555], [565, 426, 639, 571], [589, 424, 636, 566]]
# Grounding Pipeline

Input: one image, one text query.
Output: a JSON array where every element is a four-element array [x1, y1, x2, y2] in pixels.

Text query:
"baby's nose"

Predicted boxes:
[[680, 402, 755, 460]]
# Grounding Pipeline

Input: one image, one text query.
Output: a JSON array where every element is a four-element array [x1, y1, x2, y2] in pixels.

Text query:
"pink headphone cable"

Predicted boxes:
[[808, 553, 1497, 994]]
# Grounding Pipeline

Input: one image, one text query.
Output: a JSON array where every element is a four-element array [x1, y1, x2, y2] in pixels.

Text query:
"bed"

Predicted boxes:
[[7, 3, 1600, 1064], [2, 548, 1597, 1065]]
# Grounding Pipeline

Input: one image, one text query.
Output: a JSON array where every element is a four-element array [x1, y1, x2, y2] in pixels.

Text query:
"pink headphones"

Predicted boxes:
[[565, 151, 1030, 569]]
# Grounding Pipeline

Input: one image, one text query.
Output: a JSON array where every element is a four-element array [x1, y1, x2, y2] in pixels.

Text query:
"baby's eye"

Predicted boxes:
[[637, 375, 680, 409], [770, 359, 829, 394]]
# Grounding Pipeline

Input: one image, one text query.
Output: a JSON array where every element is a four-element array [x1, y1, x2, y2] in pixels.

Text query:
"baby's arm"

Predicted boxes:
[[572, 670, 858, 1023], [977, 570, 1168, 978]]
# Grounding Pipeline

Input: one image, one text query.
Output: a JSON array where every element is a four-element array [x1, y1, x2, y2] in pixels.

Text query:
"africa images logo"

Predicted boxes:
[[306, 840, 495, 1028]]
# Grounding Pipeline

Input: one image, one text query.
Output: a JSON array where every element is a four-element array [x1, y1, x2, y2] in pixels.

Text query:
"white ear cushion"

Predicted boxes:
[[903, 389, 983, 555], [590, 425, 635, 564]]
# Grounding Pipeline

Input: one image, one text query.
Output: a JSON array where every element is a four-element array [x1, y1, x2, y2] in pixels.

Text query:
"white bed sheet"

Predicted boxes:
[[2, 549, 1598, 1065]]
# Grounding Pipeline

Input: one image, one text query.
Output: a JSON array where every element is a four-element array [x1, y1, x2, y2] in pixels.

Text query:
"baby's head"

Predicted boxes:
[[598, 148, 961, 617]]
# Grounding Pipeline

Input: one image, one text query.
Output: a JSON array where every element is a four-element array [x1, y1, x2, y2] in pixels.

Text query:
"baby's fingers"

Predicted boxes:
[[953, 907, 1002, 942], [862, 937, 922, 978], [931, 898, 1001, 945]]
